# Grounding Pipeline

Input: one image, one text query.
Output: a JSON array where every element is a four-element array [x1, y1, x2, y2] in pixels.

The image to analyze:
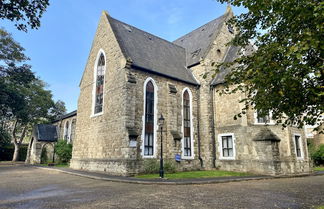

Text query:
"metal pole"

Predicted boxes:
[[159, 125, 164, 178], [52, 143, 55, 164]]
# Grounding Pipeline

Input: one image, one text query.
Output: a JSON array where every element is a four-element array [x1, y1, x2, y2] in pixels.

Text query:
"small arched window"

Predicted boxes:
[[94, 53, 105, 114], [183, 90, 192, 157], [64, 121, 70, 141], [144, 81, 155, 156]]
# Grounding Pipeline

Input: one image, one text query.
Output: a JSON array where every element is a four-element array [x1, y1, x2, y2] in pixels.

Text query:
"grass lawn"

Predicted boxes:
[[135, 170, 252, 179], [314, 166, 324, 171]]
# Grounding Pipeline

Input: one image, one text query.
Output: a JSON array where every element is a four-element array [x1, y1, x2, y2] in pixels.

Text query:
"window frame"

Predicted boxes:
[[254, 111, 275, 125], [181, 88, 194, 160], [91, 49, 106, 118], [63, 120, 72, 143], [293, 133, 304, 160], [218, 133, 236, 160], [141, 78, 158, 158], [63, 120, 69, 141]]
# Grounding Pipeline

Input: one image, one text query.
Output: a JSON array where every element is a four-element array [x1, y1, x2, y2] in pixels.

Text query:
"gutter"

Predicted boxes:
[[131, 64, 200, 87], [196, 86, 203, 168], [210, 85, 217, 168]]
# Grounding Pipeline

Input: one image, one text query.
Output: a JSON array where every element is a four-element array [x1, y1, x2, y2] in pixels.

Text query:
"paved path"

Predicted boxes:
[[34, 165, 324, 185], [0, 165, 323, 209]]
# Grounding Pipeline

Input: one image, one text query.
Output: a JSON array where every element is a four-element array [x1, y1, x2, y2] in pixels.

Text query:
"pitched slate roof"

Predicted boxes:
[[211, 44, 255, 86], [107, 15, 198, 85], [173, 14, 227, 67], [33, 124, 58, 142], [211, 45, 240, 85], [52, 110, 77, 123]]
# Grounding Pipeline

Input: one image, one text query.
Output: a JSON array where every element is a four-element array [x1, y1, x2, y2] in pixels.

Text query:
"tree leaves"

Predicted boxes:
[[215, 0, 324, 129], [0, 0, 50, 32]]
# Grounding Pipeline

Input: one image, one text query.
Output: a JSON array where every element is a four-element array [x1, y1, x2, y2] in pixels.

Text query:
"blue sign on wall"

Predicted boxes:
[[175, 154, 181, 162]]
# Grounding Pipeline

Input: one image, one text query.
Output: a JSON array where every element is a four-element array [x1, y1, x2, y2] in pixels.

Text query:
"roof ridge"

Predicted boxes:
[[108, 16, 186, 52], [173, 14, 226, 43]]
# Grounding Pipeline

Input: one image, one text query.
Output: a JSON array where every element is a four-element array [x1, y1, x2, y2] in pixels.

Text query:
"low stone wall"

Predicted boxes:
[[70, 158, 143, 176]]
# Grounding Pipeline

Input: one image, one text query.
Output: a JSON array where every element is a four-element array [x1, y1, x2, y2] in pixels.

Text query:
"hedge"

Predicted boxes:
[[0, 144, 28, 161]]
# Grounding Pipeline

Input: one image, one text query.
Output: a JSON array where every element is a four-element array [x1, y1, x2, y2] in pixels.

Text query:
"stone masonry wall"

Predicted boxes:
[[125, 68, 201, 173], [189, 13, 235, 169], [53, 115, 77, 143], [70, 12, 130, 175], [213, 85, 311, 175]]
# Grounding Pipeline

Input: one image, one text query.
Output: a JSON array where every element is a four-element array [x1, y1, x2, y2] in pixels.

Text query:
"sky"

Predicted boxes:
[[2, 0, 245, 113]]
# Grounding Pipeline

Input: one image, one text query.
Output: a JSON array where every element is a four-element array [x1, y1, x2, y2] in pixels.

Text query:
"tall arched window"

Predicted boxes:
[[94, 53, 105, 114], [183, 90, 192, 157], [64, 121, 70, 141], [144, 81, 155, 156]]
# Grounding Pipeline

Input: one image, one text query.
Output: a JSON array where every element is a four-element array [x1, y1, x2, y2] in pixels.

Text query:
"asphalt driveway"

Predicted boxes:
[[0, 165, 323, 209]]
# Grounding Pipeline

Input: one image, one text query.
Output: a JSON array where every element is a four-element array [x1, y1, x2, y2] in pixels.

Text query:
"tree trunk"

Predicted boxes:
[[12, 143, 20, 162], [11, 121, 27, 162]]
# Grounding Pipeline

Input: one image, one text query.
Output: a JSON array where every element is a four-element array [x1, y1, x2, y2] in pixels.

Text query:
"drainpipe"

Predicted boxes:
[[210, 85, 216, 168], [196, 86, 203, 168]]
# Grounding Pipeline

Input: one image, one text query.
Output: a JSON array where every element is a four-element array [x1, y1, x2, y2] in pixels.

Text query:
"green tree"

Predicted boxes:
[[11, 79, 55, 161], [48, 100, 67, 122], [0, 0, 50, 32], [215, 1, 323, 129], [0, 28, 65, 161], [54, 140, 72, 164]]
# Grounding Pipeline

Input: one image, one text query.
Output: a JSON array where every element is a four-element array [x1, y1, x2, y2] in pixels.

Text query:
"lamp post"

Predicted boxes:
[[158, 114, 165, 178]]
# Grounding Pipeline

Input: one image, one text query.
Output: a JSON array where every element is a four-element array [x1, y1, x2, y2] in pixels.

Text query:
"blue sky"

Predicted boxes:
[[2, 0, 245, 113]]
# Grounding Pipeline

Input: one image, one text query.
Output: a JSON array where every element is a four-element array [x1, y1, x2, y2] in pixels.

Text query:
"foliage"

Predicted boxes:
[[0, 28, 28, 62], [54, 140, 72, 163], [0, 0, 50, 32], [0, 126, 11, 147], [143, 159, 176, 174], [311, 144, 324, 166], [164, 160, 176, 173], [0, 28, 66, 161], [307, 139, 316, 159], [143, 159, 159, 174], [136, 170, 252, 179], [48, 100, 67, 122], [0, 28, 34, 120], [0, 144, 27, 161], [214, 1, 323, 129]]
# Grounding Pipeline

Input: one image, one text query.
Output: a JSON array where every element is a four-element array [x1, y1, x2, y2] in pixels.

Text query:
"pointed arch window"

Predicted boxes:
[[64, 121, 70, 141], [144, 81, 155, 156], [94, 53, 105, 114], [183, 90, 192, 157]]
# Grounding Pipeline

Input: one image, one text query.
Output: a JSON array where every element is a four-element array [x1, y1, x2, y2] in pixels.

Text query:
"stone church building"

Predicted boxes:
[[70, 8, 311, 176]]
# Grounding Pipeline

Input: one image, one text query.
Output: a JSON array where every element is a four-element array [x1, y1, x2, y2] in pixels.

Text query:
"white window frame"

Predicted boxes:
[[181, 87, 195, 160], [254, 111, 275, 125], [91, 49, 106, 118], [67, 120, 72, 144], [293, 133, 304, 160], [63, 120, 71, 142], [141, 77, 158, 158], [218, 133, 236, 160]]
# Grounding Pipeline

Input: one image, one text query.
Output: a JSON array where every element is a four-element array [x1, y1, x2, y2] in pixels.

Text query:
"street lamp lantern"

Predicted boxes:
[[158, 114, 165, 126], [159, 114, 165, 178]]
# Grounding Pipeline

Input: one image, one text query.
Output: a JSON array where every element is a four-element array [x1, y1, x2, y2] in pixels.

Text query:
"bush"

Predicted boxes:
[[55, 140, 72, 163], [0, 144, 27, 161], [0, 127, 11, 147], [143, 159, 176, 174], [143, 159, 159, 174], [311, 144, 324, 166], [164, 160, 176, 173]]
